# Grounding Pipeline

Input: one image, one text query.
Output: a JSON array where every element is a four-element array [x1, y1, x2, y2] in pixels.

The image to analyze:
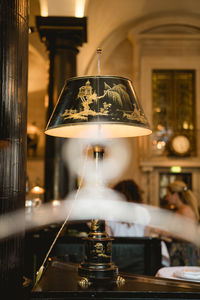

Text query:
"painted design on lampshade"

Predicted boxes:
[[61, 79, 147, 124], [45, 75, 151, 138]]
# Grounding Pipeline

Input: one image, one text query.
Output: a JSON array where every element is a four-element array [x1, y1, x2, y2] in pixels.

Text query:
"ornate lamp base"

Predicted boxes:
[[78, 220, 125, 288]]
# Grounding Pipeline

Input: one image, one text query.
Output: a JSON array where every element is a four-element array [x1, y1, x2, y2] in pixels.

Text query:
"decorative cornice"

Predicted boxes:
[[140, 157, 200, 169], [36, 16, 87, 51]]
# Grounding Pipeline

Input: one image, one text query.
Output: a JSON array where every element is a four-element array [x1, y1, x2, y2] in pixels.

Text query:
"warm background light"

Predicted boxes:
[[39, 0, 48, 16], [39, 0, 88, 17], [75, 0, 86, 17]]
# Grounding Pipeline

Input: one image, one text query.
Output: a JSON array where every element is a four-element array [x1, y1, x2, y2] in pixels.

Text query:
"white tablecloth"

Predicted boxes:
[[156, 266, 200, 282]]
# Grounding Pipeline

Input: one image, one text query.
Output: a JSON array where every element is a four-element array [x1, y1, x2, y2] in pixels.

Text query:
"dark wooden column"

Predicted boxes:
[[36, 17, 87, 202], [0, 0, 29, 292]]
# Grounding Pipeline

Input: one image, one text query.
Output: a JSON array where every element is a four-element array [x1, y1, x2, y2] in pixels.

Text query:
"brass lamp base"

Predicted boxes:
[[78, 220, 125, 288]]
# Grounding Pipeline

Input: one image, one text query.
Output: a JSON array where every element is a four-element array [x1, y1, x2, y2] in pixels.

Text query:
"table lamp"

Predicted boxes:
[[45, 72, 152, 287]]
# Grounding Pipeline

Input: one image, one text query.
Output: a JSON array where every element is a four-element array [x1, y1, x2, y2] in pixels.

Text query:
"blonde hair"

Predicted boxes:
[[167, 180, 199, 221]]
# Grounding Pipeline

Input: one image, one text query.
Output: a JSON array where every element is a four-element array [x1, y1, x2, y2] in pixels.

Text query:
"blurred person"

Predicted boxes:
[[106, 179, 170, 267], [165, 180, 200, 266], [167, 180, 199, 221], [106, 179, 145, 236]]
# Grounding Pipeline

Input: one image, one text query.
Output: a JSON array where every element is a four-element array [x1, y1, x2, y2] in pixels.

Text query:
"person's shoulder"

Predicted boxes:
[[177, 205, 196, 220]]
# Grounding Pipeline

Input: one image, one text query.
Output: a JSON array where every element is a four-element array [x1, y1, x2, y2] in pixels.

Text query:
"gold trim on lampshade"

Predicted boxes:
[[45, 75, 152, 138]]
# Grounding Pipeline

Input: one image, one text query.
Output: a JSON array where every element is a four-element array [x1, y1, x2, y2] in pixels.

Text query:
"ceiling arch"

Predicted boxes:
[[84, 12, 200, 75]]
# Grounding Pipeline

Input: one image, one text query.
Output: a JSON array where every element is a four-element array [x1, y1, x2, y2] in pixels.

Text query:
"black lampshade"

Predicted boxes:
[[45, 75, 152, 138]]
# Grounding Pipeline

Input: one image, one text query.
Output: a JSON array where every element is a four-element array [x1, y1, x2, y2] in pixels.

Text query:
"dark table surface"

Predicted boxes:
[[31, 259, 200, 299]]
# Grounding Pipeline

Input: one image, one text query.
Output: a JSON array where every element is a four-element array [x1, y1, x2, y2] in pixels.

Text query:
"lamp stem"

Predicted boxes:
[[94, 145, 104, 184], [97, 48, 102, 75], [78, 145, 119, 286], [93, 145, 104, 223]]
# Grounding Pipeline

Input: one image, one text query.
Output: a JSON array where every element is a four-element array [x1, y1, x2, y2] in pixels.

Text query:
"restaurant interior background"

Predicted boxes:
[[2, 0, 200, 294], [28, 0, 200, 208]]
